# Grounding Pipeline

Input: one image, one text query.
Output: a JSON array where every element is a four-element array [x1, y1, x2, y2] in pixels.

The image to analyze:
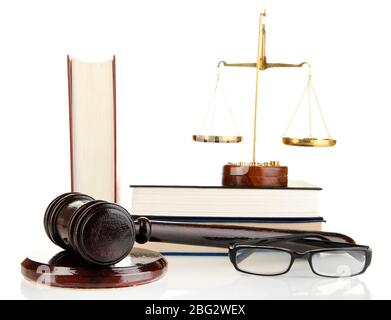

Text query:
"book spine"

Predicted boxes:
[[67, 55, 74, 192], [112, 55, 117, 203]]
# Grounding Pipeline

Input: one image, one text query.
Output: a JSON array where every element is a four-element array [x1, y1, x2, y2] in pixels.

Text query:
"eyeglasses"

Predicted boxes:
[[229, 234, 372, 278]]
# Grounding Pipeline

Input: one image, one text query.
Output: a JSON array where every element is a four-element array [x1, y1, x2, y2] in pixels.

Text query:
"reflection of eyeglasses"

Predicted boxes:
[[229, 234, 372, 278]]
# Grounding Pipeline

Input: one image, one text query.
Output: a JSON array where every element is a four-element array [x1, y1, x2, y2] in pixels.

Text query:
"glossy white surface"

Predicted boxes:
[[18, 253, 371, 300]]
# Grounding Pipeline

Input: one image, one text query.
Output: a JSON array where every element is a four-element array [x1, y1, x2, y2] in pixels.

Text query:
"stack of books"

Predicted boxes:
[[130, 181, 324, 254]]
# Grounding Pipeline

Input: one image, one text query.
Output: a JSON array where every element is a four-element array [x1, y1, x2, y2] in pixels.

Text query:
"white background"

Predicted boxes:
[[1, 0, 390, 299]]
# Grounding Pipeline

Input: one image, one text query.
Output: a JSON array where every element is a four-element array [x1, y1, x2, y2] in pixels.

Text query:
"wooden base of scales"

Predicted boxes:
[[222, 162, 288, 187]]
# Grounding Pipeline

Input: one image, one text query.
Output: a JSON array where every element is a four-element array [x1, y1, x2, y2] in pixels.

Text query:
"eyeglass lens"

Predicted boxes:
[[311, 250, 367, 277], [235, 248, 292, 275]]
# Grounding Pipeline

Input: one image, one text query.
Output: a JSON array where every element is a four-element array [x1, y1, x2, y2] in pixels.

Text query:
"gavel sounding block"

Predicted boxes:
[[21, 247, 167, 289]]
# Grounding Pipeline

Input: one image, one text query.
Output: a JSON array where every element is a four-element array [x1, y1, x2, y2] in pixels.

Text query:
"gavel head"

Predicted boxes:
[[44, 192, 136, 266]]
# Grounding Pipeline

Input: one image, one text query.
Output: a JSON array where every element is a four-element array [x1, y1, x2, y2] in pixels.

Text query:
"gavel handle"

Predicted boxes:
[[134, 217, 355, 248]]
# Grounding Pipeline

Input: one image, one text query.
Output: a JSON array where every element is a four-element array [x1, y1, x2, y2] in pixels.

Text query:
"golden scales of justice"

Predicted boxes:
[[193, 11, 336, 188]]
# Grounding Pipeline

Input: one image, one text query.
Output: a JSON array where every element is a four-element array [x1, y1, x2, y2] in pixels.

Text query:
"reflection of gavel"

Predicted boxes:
[[44, 192, 354, 266]]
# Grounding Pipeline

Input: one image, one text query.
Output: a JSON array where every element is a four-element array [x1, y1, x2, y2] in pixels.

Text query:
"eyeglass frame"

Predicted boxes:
[[228, 234, 372, 278]]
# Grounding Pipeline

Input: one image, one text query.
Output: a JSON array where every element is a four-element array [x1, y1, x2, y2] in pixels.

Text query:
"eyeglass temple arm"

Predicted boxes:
[[234, 234, 333, 265], [290, 238, 369, 262], [235, 233, 332, 246], [301, 239, 370, 262], [280, 237, 369, 264]]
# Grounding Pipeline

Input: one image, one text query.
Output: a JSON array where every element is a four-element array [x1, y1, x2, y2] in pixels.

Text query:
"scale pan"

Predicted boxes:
[[193, 135, 242, 143], [282, 137, 336, 147]]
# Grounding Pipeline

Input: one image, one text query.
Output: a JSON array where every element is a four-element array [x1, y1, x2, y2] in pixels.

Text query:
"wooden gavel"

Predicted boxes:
[[44, 192, 354, 266]]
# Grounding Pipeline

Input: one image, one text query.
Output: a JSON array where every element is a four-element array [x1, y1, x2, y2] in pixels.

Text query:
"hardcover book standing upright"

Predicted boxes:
[[67, 55, 117, 202]]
